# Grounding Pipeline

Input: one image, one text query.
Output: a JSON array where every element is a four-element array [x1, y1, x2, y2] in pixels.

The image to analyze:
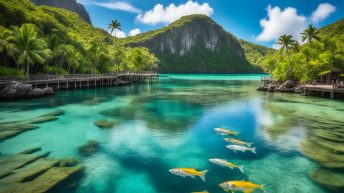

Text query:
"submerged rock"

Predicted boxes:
[[29, 116, 58, 124], [0, 110, 63, 141], [0, 81, 55, 100], [301, 140, 344, 169], [94, 120, 115, 129], [78, 140, 100, 156], [40, 110, 64, 117], [19, 147, 42, 155], [58, 159, 79, 167], [0, 149, 84, 193], [310, 168, 344, 192], [0, 124, 39, 141]]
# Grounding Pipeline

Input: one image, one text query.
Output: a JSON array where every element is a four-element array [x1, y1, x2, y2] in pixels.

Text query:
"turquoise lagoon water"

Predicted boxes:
[[0, 74, 343, 193]]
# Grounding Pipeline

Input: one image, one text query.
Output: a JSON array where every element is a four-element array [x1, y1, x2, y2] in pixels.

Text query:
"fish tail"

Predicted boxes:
[[199, 170, 208, 182], [247, 142, 253, 147], [238, 165, 244, 173], [250, 147, 256, 154]]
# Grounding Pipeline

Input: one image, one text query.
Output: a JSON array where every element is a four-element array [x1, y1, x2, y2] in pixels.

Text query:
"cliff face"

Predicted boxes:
[[123, 15, 262, 73], [31, 0, 91, 24]]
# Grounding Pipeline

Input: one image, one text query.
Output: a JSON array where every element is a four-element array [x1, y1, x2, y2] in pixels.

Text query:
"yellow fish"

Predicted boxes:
[[219, 181, 263, 193], [209, 158, 244, 173], [224, 138, 252, 147], [214, 128, 238, 135], [191, 191, 209, 193], [169, 168, 208, 181]]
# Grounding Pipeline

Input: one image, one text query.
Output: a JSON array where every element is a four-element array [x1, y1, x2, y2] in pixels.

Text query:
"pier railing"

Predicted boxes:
[[0, 72, 158, 84]]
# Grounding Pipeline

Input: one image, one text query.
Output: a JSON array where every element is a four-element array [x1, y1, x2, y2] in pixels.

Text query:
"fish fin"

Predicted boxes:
[[247, 143, 253, 147], [233, 150, 237, 153], [250, 147, 256, 154], [238, 165, 244, 173], [244, 189, 254, 193], [199, 170, 208, 182], [190, 175, 195, 178]]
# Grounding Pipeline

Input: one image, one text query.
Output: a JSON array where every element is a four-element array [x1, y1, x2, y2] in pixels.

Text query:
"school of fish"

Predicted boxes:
[[169, 127, 264, 193]]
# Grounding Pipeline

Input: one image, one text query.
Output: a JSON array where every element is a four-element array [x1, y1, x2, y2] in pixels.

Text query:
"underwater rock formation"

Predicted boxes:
[[0, 110, 63, 141], [78, 140, 100, 156], [94, 120, 115, 129], [0, 148, 84, 193], [310, 168, 344, 192]]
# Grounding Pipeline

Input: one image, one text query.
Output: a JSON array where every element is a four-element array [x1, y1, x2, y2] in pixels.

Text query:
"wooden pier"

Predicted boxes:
[[304, 84, 344, 98], [0, 72, 159, 91]]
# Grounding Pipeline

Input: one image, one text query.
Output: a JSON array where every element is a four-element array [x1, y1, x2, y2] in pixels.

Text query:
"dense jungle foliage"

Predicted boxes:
[[260, 18, 344, 83], [0, 0, 159, 76]]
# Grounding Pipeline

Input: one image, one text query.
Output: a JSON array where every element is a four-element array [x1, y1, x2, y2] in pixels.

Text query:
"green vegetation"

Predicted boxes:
[[239, 39, 275, 66], [121, 14, 269, 73], [261, 18, 344, 82], [0, 0, 158, 75]]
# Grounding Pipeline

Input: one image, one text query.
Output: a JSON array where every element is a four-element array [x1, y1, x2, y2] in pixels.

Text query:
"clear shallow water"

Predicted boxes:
[[0, 74, 343, 193]]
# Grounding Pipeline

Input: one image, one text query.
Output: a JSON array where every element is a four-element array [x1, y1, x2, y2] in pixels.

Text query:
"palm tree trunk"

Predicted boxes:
[[26, 60, 29, 81]]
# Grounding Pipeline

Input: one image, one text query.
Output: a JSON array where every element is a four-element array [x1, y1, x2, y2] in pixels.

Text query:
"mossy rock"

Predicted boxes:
[[301, 140, 344, 169], [310, 136, 344, 153], [0, 124, 38, 131], [40, 110, 64, 117], [94, 120, 115, 129], [313, 129, 344, 142], [310, 168, 344, 192], [0, 150, 84, 193], [19, 147, 42, 154], [29, 116, 58, 124], [77, 140, 99, 157], [58, 159, 79, 167], [0, 124, 39, 141]]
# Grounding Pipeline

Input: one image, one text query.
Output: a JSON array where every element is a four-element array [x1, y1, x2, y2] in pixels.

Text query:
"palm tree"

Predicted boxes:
[[277, 35, 297, 61], [9, 24, 51, 79], [88, 41, 107, 74], [278, 35, 296, 53], [0, 29, 12, 66], [278, 35, 297, 79], [108, 20, 121, 37], [301, 25, 320, 44]]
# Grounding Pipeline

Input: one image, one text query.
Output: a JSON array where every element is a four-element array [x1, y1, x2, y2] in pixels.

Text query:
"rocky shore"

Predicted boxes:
[[257, 80, 303, 93], [0, 81, 54, 100]]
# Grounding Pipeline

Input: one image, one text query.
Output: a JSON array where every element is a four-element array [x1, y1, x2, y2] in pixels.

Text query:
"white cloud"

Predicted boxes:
[[129, 28, 141, 36], [111, 29, 126, 38], [272, 43, 281, 49], [78, 0, 141, 13], [311, 3, 336, 23], [256, 5, 307, 42], [256, 3, 337, 48], [136, 0, 213, 25]]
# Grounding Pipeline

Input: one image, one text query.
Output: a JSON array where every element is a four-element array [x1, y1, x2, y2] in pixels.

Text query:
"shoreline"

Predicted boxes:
[[257, 80, 344, 99]]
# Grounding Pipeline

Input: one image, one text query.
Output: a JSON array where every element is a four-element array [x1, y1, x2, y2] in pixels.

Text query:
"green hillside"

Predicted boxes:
[[0, 0, 158, 75], [122, 14, 271, 73], [239, 39, 275, 66]]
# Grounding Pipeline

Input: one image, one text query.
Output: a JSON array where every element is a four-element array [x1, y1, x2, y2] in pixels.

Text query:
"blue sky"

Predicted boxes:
[[77, 0, 344, 48]]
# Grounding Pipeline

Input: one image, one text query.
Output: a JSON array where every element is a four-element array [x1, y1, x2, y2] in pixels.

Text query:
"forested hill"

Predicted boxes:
[[239, 39, 275, 67], [318, 16, 344, 37], [122, 14, 272, 73], [31, 0, 91, 24], [0, 0, 159, 75]]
